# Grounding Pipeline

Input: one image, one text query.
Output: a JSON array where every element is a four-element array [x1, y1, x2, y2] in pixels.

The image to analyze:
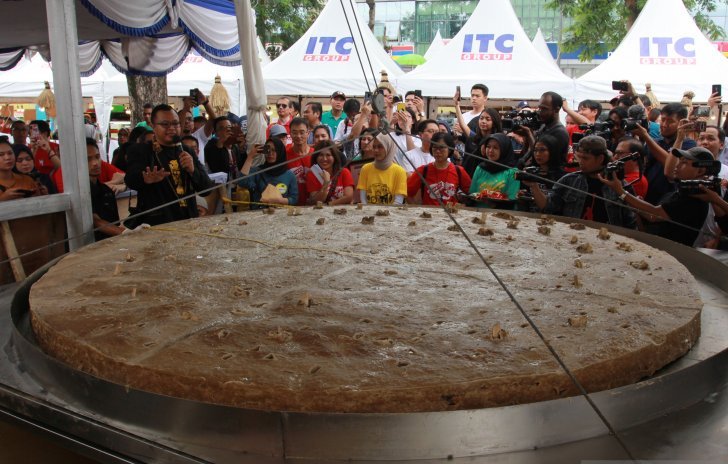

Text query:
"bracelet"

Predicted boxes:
[[619, 192, 628, 201]]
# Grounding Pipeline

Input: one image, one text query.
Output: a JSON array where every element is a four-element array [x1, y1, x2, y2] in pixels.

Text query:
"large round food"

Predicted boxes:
[[29, 206, 702, 413]]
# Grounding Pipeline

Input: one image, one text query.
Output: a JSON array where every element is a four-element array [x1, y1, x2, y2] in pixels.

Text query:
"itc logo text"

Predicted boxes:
[[461, 34, 514, 61], [304, 37, 353, 61], [639, 37, 696, 64]]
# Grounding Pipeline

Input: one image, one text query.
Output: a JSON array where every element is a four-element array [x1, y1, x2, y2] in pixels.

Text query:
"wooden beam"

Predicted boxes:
[[0, 221, 26, 282], [0, 193, 71, 222], [46, 0, 94, 251]]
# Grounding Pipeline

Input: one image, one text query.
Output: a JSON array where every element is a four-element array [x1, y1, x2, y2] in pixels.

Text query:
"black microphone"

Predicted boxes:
[[171, 135, 183, 155]]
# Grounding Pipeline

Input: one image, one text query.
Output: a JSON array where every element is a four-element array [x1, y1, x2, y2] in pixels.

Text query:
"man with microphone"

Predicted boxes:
[[125, 104, 214, 226]]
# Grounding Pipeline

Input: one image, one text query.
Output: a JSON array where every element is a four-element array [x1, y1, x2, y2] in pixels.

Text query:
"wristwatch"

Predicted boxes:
[[619, 192, 628, 201]]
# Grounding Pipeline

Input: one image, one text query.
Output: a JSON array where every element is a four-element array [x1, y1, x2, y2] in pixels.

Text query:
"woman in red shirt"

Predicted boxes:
[[306, 141, 354, 205], [407, 132, 471, 205]]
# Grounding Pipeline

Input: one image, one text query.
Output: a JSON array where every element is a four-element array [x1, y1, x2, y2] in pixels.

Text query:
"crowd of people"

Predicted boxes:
[[1, 80, 727, 251]]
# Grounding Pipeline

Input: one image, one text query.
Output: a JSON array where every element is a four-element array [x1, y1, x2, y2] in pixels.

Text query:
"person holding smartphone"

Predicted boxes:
[[306, 141, 354, 205], [28, 120, 60, 175]]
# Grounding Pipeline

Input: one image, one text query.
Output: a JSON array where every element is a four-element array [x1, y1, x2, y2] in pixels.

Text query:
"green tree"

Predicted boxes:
[[547, 0, 728, 61], [253, 0, 325, 59]]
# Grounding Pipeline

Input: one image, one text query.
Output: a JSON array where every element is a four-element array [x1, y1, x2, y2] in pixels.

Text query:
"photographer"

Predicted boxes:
[[525, 135, 636, 228], [614, 137, 648, 198], [516, 91, 570, 170], [599, 146, 718, 246], [517, 135, 566, 212]]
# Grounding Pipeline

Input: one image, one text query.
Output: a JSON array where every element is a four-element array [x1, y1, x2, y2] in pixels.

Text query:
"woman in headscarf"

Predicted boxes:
[[13, 144, 55, 194], [469, 133, 521, 209], [238, 137, 298, 208], [356, 133, 407, 205]]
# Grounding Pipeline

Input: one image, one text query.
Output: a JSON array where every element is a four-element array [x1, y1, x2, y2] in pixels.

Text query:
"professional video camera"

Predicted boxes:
[[573, 121, 614, 143], [502, 110, 541, 132], [677, 177, 722, 195], [603, 152, 642, 181], [513, 165, 541, 183]]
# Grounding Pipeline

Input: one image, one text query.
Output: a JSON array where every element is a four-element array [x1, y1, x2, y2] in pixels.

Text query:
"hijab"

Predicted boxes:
[[374, 133, 397, 171], [262, 137, 289, 177], [479, 133, 517, 174]]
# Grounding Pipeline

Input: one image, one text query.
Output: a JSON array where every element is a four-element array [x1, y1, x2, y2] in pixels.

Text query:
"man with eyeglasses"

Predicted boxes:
[[286, 117, 313, 206], [125, 104, 214, 226], [10, 120, 27, 145], [321, 91, 347, 137]]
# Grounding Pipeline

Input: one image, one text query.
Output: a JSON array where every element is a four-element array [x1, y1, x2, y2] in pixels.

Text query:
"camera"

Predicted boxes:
[[677, 177, 721, 195], [575, 120, 614, 142], [624, 118, 648, 132], [514, 166, 541, 183], [502, 110, 541, 132], [603, 152, 642, 181]]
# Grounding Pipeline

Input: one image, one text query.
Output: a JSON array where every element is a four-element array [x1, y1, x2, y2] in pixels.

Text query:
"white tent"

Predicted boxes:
[[396, 0, 574, 99], [424, 30, 446, 61], [576, 0, 728, 102], [262, 0, 403, 96], [532, 28, 561, 73]]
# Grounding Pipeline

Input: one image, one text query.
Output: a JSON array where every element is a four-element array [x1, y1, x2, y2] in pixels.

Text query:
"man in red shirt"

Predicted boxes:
[[285, 117, 313, 206], [53, 155, 125, 193]]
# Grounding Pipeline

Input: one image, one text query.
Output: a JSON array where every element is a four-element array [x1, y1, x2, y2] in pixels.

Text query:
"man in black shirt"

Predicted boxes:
[[87, 138, 125, 241], [517, 91, 570, 167], [125, 104, 214, 226], [204, 116, 246, 179], [600, 146, 719, 246]]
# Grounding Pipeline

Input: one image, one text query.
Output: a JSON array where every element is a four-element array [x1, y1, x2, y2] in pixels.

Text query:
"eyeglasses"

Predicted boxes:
[[155, 121, 181, 128], [277, 103, 288, 108]]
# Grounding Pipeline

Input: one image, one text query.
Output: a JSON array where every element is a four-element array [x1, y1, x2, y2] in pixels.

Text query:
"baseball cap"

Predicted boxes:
[[672, 146, 714, 163], [331, 91, 346, 100], [269, 125, 288, 138], [516, 101, 529, 109], [672, 146, 721, 174]]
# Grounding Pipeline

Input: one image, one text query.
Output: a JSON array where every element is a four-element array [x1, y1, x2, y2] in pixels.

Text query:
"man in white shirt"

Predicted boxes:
[[397, 119, 438, 174], [459, 83, 489, 127]]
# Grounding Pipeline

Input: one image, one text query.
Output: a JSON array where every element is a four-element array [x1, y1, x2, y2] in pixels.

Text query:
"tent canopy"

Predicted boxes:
[[424, 30, 446, 61], [262, 0, 403, 96], [532, 28, 561, 73], [576, 0, 728, 102], [396, 0, 573, 99]]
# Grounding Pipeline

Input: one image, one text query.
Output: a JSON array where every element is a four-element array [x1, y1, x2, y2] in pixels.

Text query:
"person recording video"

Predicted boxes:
[[525, 135, 636, 228], [599, 146, 720, 246]]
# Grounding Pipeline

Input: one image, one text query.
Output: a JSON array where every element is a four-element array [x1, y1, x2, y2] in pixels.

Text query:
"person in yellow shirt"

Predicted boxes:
[[356, 133, 407, 205]]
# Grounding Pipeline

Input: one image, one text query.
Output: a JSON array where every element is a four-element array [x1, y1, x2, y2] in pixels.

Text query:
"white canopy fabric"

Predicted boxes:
[[424, 30, 446, 61], [532, 28, 561, 73], [576, 0, 728, 102], [396, 0, 574, 99], [262, 0, 403, 96]]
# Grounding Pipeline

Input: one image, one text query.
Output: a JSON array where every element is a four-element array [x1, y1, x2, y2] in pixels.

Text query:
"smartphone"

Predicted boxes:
[[29, 123, 39, 141], [396, 102, 406, 112], [456, 85, 461, 102], [694, 120, 707, 132], [712, 84, 722, 97], [612, 81, 629, 92], [189, 89, 199, 100], [414, 89, 422, 98], [364, 91, 372, 103]]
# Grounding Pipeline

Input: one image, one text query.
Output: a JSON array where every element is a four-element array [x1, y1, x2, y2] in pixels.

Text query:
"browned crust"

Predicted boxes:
[[29, 207, 702, 412]]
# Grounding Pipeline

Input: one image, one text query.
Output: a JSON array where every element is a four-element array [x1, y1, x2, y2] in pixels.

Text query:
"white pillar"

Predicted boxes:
[[46, 0, 94, 249]]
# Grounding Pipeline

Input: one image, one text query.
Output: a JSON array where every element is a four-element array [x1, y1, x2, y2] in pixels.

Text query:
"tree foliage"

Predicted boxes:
[[547, 0, 728, 61], [253, 0, 325, 59]]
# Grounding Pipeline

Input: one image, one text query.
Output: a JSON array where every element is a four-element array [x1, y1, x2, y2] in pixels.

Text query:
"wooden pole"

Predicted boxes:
[[0, 222, 26, 282]]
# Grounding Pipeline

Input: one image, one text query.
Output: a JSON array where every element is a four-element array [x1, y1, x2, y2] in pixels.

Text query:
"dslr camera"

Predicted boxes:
[[502, 110, 541, 132], [603, 152, 642, 181], [624, 118, 649, 132]]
